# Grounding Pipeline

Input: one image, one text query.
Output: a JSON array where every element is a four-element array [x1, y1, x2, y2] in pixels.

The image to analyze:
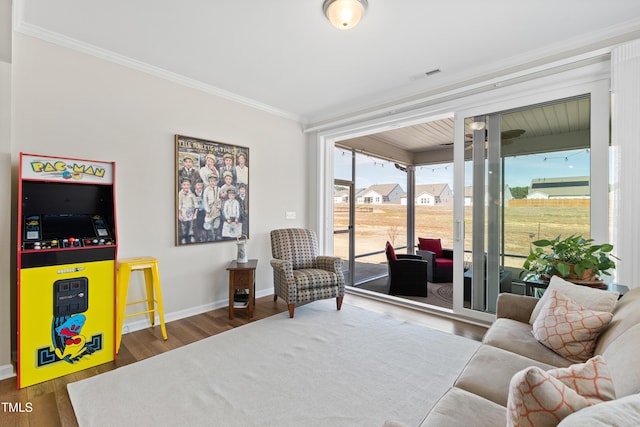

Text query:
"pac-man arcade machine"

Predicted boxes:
[[17, 153, 117, 388]]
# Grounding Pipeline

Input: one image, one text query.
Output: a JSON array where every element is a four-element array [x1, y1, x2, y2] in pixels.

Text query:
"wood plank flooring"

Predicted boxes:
[[0, 293, 487, 427]]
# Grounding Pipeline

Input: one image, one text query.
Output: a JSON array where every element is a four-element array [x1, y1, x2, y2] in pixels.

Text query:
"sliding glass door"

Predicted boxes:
[[460, 95, 594, 314], [463, 114, 505, 313]]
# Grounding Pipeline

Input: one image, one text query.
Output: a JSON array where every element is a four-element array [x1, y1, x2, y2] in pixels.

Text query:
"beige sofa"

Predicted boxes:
[[419, 286, 640, 426]]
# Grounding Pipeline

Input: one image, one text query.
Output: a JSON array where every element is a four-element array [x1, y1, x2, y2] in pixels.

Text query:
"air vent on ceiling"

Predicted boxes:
[[409, 68, 442, 81]]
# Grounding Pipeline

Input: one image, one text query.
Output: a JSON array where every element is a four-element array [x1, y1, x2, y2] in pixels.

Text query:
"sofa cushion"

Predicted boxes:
[[418, 238, 443, 257], [385, 241, 397, 261], [435, 257, 453, 268], [532, 290, 613, 362], [601, 323, 640, 398], [455, 345, 557, 406], [557, 393, 640, 426], [529, 276, 618, 325], [594, 287, 640, 355], [483, 318, 573, 368], [506, 356, 615, 427], [419, 387, 506, 427], [292, 269, 340, 289]]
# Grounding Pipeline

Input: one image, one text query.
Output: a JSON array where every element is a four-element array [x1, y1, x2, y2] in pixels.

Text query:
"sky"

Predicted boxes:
[[334, 148, 591, 192]]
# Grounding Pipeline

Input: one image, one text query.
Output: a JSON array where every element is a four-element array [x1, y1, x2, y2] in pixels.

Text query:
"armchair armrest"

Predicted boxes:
[[270, 258, 295, 301], [270, 258, 293, 273], [396, 254, 422, 260], [416, 249, 453, 261], [416, 249, 436, 263], [317, 255, 344, 273], [495, 293, 539, 323]]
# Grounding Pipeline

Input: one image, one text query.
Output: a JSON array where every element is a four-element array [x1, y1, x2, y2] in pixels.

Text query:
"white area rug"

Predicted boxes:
[[68, 299, 480, 427]]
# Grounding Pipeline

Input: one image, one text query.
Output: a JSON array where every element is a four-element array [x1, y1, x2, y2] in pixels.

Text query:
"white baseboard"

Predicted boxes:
[[0, 363, 15, 380], [121, 288, 273, 335]]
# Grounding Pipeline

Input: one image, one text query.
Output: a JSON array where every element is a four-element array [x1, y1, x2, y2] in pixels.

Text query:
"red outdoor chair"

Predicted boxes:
[[416, 238, 454, 283]]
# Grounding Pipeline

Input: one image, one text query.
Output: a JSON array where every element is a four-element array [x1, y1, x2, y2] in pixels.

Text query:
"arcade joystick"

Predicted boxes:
[[62, 237, 80, 248]]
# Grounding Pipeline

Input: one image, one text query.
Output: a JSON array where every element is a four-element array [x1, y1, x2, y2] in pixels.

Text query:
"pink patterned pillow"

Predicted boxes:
[[507, 356, 615, 427], [532, 290, 613, 362]]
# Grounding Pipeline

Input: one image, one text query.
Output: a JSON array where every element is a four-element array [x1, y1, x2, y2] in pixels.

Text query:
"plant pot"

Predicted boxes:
[[565, 265, 597, 282], [566, 278, 607, 289], [556, 265, 606, 288]]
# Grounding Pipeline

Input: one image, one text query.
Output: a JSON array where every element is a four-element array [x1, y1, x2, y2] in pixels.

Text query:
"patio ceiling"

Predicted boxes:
[[338, 96, 591, 166]]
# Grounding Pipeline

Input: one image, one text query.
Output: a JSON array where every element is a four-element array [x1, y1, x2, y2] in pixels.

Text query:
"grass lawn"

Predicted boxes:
[[333, 202, 590, 268]]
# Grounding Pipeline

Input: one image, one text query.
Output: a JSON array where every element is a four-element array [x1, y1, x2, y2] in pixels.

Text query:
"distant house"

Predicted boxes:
[[400, 183, 453, 206], [357, 184, 404, 204], [464, 186, 473, 206], [333, 188, 365, 204], [527, 176, 590, 199], [464, 185, 513, 206], [333, 189, 349, 203]]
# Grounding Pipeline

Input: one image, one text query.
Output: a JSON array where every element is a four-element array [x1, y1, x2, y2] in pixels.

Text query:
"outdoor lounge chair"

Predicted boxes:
[[416, 238, 454, 283], [385, 241, 429, 297]]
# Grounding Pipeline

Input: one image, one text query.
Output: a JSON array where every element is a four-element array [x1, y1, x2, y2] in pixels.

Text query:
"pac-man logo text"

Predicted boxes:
[[30, 161, 106, 178]]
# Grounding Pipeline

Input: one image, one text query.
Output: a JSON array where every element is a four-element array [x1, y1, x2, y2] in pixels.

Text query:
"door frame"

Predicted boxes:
[[333, 177, 355, 286]]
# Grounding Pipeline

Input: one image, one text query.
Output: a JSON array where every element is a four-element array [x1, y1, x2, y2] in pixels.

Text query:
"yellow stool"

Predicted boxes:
[[116, 256, 167, 353]]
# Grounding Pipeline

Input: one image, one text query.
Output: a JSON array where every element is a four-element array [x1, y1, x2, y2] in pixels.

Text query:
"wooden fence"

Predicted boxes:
[[508, 199, 590, 208]]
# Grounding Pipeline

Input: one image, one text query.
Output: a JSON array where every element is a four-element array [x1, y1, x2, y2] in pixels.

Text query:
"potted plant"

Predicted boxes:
[[521, 235, 618, 285]]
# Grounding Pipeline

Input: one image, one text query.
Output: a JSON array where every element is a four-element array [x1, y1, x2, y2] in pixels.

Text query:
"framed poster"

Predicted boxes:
[[175, 135, 249, 246]]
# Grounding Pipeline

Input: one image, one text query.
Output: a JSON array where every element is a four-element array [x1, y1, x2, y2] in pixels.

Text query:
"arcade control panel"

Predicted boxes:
[[22, 214, 115, 251]]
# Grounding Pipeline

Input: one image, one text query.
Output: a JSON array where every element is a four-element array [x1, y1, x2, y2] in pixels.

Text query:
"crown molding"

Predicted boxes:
[[12, 0, 640, 128], [12, 19, 302, 124]]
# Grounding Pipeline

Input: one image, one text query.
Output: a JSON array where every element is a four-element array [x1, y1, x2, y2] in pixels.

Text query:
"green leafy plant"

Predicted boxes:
[[521, 235, 618, 282]]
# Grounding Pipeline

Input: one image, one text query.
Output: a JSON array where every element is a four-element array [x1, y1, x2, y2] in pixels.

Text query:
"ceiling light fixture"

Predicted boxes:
[[323, 0, 368, 30], [469, 118, 486, 130]]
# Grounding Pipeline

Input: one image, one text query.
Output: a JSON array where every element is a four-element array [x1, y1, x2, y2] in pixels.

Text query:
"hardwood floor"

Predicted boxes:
[[0, 293, 487, 427]]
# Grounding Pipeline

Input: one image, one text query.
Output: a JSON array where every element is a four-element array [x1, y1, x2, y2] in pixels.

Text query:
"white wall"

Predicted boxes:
[[0, 60, 12, 377], [0, 0, 12, 382], [2, 33, 310, 377]]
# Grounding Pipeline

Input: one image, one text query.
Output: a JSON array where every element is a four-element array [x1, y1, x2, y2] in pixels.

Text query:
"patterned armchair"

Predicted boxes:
[[270, 228, 345, 318]]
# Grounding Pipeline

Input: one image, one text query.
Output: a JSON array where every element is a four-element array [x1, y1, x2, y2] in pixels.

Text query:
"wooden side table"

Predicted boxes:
[[227, 259, 257, 320]]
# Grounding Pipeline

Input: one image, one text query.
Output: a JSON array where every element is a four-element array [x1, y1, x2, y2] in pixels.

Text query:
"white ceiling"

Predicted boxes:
[[13, 1, 640, 126]]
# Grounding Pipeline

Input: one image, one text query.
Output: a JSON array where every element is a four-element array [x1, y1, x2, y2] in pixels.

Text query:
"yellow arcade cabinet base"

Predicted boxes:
[[18, 260, 115, 388]]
